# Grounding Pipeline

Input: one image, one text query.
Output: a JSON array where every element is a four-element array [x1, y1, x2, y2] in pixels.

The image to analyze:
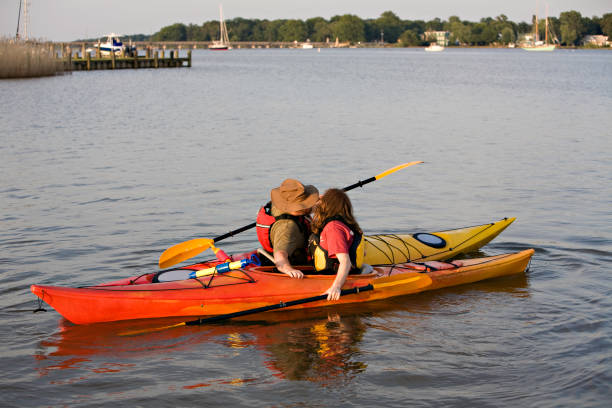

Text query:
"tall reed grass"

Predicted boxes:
[[0, 39, 64, 79]]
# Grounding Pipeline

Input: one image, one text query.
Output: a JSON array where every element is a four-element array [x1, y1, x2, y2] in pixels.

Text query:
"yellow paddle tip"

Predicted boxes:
[[119, 322, 186, 336], [375, 161, 424, 180]]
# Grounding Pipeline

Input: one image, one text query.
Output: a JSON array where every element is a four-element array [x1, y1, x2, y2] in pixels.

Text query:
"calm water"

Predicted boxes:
[[1, 48, 611, 407]]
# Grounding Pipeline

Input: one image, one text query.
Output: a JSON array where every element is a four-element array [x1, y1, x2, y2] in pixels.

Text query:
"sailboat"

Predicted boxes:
[[522, 5, 556, 51], [209, 5, 231, 50]]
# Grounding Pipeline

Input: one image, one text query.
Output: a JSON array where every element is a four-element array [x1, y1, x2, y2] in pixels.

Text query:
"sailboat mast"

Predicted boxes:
[[16, 0, 22, 39], [545, 4, 549, 45], [219, 4, 229, 44], [219, 4, 223, 39], [23, 0, 29, 40]]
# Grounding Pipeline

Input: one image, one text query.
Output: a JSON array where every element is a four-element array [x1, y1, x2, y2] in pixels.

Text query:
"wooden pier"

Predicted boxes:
[[56, 43, 191, 71], [67, 50, 191, 71]]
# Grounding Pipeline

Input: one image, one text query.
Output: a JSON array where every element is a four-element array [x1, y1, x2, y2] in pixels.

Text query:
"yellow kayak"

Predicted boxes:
[[364, 217, 515, 264]]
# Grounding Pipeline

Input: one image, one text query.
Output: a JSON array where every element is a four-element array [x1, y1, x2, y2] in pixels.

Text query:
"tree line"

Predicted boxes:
[[144, 11, 612, 46]]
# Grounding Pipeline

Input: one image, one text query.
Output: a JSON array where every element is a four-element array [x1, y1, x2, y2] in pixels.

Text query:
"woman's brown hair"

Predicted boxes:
[[311, 188, 362, 234]]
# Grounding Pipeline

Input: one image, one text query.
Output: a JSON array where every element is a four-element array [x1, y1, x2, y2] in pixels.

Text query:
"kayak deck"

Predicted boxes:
[[363, 217, 516, 264]]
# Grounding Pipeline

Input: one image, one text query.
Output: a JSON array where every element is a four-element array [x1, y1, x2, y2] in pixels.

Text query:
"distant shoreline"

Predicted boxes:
[[59, 40, 610, 51]]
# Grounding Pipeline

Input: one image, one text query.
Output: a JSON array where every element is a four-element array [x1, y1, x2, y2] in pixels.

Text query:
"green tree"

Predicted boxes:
[[405, 19, 426, 36], [152, 23, 187, 41], [185, 24, 203, 41], [229, 17, 255, 41], [469, 22, 497, 45], [425, 17, 443, 31], [201, 21, 220, 41], [249, 19, 267, 41], [307, 17, 332, 42], [375, 11, 403, 43], [363, 19, 379, 42], [398, 29, 420, 46], [517, 21, 532, 35], [262, 20, 284, 41], [447, 15, 462, 26], [501, 27, 515, 44], [559, 10, 584, 45], [447, 17, 471, 45], [496, 14, 509, 24], [331, 14, 365, 43], [582, 16, 602, 35], [494, 14, 517, 42], [602, 13, 612, 36], [278, 19, 308, 41]]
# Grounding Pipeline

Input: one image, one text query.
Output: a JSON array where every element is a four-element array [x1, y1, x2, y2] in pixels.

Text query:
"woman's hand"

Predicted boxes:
[[324, 285, 342, 301], [324, 253, 351, 301]]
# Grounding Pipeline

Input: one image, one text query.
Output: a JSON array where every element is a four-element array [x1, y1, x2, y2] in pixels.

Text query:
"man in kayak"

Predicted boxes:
[[256, 179, 319, 278]]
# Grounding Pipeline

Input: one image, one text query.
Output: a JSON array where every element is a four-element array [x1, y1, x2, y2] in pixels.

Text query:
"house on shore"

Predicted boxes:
[[423, 31, 450, 46], [582, 35, 609, 47]]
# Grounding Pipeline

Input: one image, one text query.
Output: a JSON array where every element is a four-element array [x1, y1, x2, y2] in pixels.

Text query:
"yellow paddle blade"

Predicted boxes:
[[119, 322, 186, 337], [371, 272, 432, 291], [159, 238, 214, 269], [375, 161, 423, 180]]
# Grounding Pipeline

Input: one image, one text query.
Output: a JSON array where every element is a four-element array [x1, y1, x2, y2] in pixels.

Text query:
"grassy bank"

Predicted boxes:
[[0, 39, 64, 79]]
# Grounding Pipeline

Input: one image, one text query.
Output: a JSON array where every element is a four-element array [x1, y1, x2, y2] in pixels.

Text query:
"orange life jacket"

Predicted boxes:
[[255, 202, 311, 253]]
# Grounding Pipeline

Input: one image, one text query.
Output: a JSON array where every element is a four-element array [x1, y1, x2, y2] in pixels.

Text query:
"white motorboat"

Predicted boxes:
[[425, 44, 444, 52], [93, 33, 135, 56]]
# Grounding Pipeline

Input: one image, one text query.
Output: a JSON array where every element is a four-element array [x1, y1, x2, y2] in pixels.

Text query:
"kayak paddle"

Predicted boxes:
[[119, 272, 432, 336], [158, 161, 423, 269]]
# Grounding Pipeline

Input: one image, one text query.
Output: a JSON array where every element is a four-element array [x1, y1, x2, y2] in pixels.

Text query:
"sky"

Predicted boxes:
[[2, 0, 610, 42]]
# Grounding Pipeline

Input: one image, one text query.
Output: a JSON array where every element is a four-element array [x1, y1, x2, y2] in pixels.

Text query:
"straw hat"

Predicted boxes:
[[271, 179, 319, 213]]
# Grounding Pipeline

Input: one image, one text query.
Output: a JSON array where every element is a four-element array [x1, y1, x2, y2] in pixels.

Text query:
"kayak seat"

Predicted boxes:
[[403, 260, 463, 272]]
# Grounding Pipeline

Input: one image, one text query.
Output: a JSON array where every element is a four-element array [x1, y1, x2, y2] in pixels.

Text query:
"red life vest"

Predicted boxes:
[[256, 202, 311, 253]]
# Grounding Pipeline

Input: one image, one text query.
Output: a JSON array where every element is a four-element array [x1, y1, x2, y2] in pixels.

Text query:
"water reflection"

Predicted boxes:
[[33, 274, 529, 387], [34, 311, 369, 386], [262, 313, 367, 385]]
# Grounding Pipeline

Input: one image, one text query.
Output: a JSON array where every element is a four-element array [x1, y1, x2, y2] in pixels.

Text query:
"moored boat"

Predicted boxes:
[[522, 5, 557, 51], [209, 5, 231, 50], [92, 33, 135, 56], [31, 244, 532, 325], [425, 44, 444, 52]]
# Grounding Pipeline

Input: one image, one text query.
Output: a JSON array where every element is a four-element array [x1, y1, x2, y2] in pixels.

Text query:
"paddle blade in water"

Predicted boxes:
[[159, 238, 213, 269]]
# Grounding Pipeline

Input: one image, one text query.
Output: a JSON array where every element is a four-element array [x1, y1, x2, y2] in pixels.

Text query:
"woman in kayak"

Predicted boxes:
[[309, 188, 365, 301]]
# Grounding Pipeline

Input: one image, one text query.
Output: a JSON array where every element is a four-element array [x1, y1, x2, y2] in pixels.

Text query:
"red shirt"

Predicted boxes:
[[319, 220, 354, 258]]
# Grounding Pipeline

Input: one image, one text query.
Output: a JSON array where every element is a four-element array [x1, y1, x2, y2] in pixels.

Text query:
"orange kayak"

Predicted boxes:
[[31, 249, 534, 325]]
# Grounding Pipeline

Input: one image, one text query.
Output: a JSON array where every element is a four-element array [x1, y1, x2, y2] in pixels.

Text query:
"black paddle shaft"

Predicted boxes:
[[342, 177, 377, 192], [211, 177, 376, 244], [184, 284, 374, 325], [213, 222, 257, 243]]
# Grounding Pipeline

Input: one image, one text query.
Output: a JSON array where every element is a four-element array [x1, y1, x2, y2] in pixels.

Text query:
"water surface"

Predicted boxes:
[[1, 48, 611, 407]]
